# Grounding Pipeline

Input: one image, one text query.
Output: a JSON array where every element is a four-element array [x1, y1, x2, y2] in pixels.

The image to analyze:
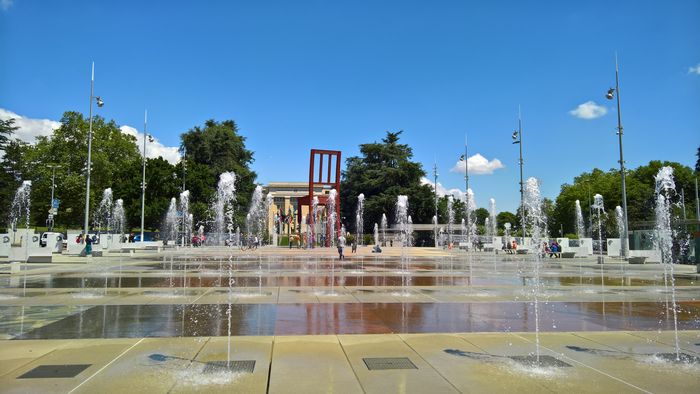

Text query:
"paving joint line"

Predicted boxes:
[[400, 335, 463, 394], [67, 337, 145, 394], [511, 333, 651, 393]]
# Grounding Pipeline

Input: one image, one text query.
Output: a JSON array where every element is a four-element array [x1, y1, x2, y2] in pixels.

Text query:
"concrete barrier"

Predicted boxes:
[[0, 234, 10, 257]]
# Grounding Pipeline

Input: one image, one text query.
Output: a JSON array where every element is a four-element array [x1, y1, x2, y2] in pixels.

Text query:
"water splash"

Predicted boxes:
[[654, 166, 681, 360], [179, 190, 191, 246], [356, 193, 365, 246], [381, 213, 387, 246], [9, 181, 31, 232], [164, 198, 179, 243], [488, 198, 497, 240], [396, 196, 409, 247], [113, 199, 125, 235], [523, 177, 546, 364], [327, 189, 337, 246], [95, 188, 114, 233], [465, 189, 477, 249], [447, 195, 454, 246], [213, 172, 237, 245], [373, 222, 379, 246], [575, 200, 585, 239]]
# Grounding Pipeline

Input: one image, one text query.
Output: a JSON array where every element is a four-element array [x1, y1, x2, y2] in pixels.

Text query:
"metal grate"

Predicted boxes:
[[655, 353, 700, 364], [18, 364, 91, 379], [363, 357, 417, 370], [509, 355, 572, 367], [202, 360, 256, 373]]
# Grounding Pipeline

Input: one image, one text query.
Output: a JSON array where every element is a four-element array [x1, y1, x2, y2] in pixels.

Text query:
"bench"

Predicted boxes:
[[516, 249, 529, 254], [561, 252, 576, 258]]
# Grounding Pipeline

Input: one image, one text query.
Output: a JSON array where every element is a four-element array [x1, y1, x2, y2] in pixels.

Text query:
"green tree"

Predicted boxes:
[[474, 207, 489, 226], [496, 211, 517, 230], [180, 119, 256, 228], [0, 118, 22, 226], [341, 131, 435, 244]]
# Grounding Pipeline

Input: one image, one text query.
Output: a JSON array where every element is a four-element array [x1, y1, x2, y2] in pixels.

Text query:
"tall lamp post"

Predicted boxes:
[[512, 110, 525, 239], [83, 62, 104, 244], [140, 110, 154, 243], [433, 162, 439, 248], [47, 165, 62, 232], [605, 55, 629, 259]]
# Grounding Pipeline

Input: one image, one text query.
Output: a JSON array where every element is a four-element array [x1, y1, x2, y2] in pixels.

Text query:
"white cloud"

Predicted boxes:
[[0, 108, 180, 164], [0, 108, 61, 142], [689, 63, 700, 75], [420, 177, 467, 202], [119, 125, 181, 164], [569, 101, 607, 119], [450, 153, 504, 175], [1, 0, 13, 11]]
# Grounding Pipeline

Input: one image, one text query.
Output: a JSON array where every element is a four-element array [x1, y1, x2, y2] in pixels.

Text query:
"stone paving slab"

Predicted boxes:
[[268, 335, 363, 394], [338, 334, 460, 393], [515, 331, 700, 393], [0, 332, 699, 393]]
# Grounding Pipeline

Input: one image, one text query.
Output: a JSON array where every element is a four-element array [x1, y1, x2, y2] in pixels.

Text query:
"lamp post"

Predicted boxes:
[[433, 162, 439, 248], [47, 165, 62, 232], [140, 109, 154, 243], [83, 62, 104, 245], [605, 55, 630, 259], [512, 110, 525, 239]]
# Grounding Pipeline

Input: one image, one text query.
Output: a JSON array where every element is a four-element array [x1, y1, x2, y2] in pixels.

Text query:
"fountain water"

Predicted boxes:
[[465, 189, 477, 249], [246, 185, 265, 243], [164, 198, 179, 244], [95, 188, 114, 233], [112, 199, 125, 236], [213, 172, 236, 245], [447, 196, 454, 246], [407, 216, 414, 247], [327, 189, 337, 246], [381, 214, 387, 247], [9, 181, 31, 293], [179, 191, 191, 246], [523, 177, 546, 364], [9, 181, 31, 232], [433, 215, 439, 247], [488, 198, 497, 241], [575, 200, 585, 239], [373, 223, 379, 246], [591, 194, 605, 264], [311, 197, 319, 247], [654, 166, 681, 360], [356, 193, 365, 246]]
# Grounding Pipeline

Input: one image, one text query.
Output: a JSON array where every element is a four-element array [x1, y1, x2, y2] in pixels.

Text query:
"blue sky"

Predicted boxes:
[[1, 0, 699, 213]]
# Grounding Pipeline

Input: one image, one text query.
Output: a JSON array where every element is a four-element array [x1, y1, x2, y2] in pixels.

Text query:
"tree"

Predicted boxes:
[[341, 131, 435, 244], [696, 145, 700, 173], [0, 118, 18, 152], [474, 207, 489, 226], [26, 112, 143, 228], [496, 211, 517, 230], [180, 119, 257, 228]]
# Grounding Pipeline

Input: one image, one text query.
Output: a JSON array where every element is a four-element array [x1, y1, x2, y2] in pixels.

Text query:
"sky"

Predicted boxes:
[[1, 0, 699, 213]]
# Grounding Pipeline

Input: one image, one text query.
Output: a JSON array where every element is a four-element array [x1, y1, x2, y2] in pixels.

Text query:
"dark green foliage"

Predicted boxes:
[[340, 131, 434, 238], [180, 119, 257, 228]]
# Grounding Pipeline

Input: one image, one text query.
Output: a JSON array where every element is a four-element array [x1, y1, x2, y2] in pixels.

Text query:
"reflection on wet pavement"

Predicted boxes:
[[15, 301, 700, 339]]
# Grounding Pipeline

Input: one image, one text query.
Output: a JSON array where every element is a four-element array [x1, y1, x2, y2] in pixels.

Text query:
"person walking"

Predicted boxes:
[[85, 234, 93, 256], [338, 235, 346, 260]]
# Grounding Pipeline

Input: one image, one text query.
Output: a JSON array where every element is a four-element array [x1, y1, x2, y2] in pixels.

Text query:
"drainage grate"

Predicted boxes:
[[655, 353, 700, 364], [509, 355, 572, 368], [18, 364, 91, 379], [202, 360, 256, 373], [363, 357, 417, 370]]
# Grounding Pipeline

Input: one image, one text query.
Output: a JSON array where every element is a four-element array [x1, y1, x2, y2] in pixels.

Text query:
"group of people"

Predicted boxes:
[[503, 239, 519, 254], [543, 241, 562, 258], [192, 234, 206, 247]]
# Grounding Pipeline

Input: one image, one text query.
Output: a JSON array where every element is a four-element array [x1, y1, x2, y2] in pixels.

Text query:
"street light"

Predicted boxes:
[[512, 109, 525, 239], [605, 55, 630, 259], [83, 62, 104, 247], [140, 109, 154, 243]]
